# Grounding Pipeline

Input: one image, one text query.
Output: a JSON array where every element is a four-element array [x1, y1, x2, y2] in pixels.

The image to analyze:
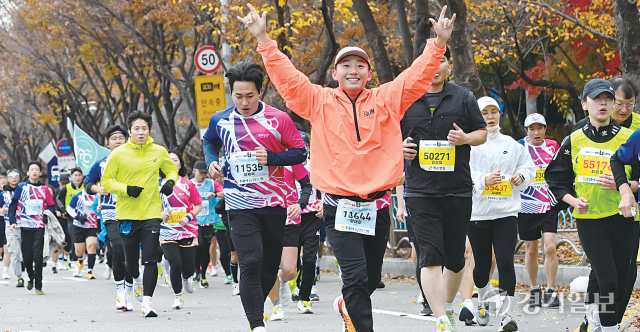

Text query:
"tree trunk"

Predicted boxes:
[[444, 0, 484, 96], [394, 0, 413, 66], [351, 0, 394, 83], [311, 0, 339, 86], [412, 0, 430, 62], [611, 0, 640, 113]]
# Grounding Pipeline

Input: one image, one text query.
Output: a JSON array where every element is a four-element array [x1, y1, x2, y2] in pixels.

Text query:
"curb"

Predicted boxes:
[[320, 255, 640, 287]]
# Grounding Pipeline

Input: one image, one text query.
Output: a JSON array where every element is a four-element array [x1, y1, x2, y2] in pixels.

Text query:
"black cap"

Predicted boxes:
[[59, 173, 70, 183], [583, 78, 615, 100], [193, 161, 207, 173]]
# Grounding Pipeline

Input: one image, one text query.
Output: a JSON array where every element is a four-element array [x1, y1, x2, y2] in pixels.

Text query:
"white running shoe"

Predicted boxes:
[[210, 265, 218, 276], [73, 267, 82, 278], [279, 278, 292, 307], [172, 296, 184, 310], [141, 303, 158, 318], [2, 270, 9, 280], [459, 300, 477, 326], [104, 265, 112, 280], [124, 289, 133, 311], [183, 277, 193, 293], [297, 300, 313, 314], [116, 292, 127, 311], [270, 303, 284, 321], [417, 292, 424, 304], [232, 282, 240, 296], [498, 313, 517, 331], [309, 286, 320, 301], [133, 281, 143, 302], [56, 260, 66, 271]]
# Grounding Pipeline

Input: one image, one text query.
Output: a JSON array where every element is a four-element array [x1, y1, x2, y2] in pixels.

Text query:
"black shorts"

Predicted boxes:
[[0, 217, 6, 246], [199, 224, 215, 240], [283, 223, 301, 248], [299, 213, 323, 242], [406, 196, 471, 273], [72, 224, 99, 243], [406, 216, 416, 243], [161, 237, 197, 247], [517, 211, 558, 241]]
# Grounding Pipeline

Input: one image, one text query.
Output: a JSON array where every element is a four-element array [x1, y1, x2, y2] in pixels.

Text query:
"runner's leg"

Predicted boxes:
[[215, 229, 231, 276]]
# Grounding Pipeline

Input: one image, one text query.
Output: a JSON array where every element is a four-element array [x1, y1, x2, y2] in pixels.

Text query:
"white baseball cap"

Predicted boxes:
[[334, 47, 370, 67], [524, 113, 547, 127], [477, 96, 500, 112]]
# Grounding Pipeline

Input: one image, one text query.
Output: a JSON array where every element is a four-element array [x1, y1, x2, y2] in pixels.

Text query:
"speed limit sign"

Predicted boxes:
[[195, 46, 221, 74]]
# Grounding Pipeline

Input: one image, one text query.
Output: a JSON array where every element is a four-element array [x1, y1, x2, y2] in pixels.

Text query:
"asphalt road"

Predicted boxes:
[[0, 261, 590, 331]]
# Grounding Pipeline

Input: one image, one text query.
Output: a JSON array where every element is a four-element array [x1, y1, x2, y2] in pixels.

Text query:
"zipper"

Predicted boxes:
[[343, 90, 363, 142]]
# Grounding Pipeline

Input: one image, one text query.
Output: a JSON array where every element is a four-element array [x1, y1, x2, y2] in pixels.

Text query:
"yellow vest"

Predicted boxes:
[[65, 183, 84, 209]]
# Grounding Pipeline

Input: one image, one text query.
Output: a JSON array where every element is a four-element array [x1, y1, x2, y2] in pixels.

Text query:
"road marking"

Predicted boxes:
[[372, 309, 436, 321], [60, 277, 88, 282]]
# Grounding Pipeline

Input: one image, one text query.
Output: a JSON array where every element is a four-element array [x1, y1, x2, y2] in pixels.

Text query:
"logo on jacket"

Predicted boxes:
[[258, 134, 270, 138], [364, 109, 375, 117], [600, 130, 608, 136], [503, 151, 508, 154]]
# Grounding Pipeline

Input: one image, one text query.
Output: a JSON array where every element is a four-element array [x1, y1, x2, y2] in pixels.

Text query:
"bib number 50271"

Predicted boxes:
[[335, 199, 377, 236]]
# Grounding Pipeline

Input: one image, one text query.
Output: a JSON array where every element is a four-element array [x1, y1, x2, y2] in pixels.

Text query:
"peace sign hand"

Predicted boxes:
[[430, 5, 457, 48], [237, 3, 270, 44]]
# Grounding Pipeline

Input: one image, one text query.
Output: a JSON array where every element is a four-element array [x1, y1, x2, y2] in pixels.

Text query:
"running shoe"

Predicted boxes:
[[579, 314, 588, 332], [315, 266, 320, 281], [194, 273, 201, 283], [207, 263, 213, 275], [87, 271, 97, 280], [172, 296, 184, 310], [459, 300, 476, 326], [377, 280, 385, 289], [334, 295, 355, 332], [420, 301, 433, 316], [134, 282, 143, 302], [61, 261, 70, 270], [224, 275, 232, 284], [528, 287, 542, 307], [73, 267, 82, 278], [279, 278, 292, 307], [77, 260, 84, 270], [309, 286, 320, 301], [210, 265, 218, 276], [16, 278, 24, 288], [56, 260, 65, 271], [35, 288, 44, 295], [436, 316, 453, 332], [183, 277, 193, 293], [586, 307, 602, 332], [116, 293, 127, 311], [270, 302, 284, 321], [27, 279, 33, 290], [543, 288, 560, 307], [498, 313, 517, 331], [232, 283, 240, 296], [417, 292, 424, 304], [2, 270, 9, 279], [52, 266, 58, 274], [446, 307, 458, 332], [476, 302, 489, 326], [99, 254, 105, 264], [297, 300, 313, 314], [200, 278, 209, 288], [124, 289, 133, 311], [141, 303, 158, 318], [104, 265, 112, 280]]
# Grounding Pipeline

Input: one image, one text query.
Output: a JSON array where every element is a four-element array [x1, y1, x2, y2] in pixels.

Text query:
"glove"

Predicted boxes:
[[76, 215, 88, 224], [127, 186, 144, 198], [160, 180, 175, 196]]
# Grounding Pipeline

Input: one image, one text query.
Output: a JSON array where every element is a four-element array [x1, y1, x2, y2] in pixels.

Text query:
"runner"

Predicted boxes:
[[546, 78, 638, 332], [159, 151, 202, 310], [215, 196, 240, 296], [203, 60, 307, 331], [101, 111, 179, 317], [400, 45, 487, 332], [57, 169, 84, 269], [268, 163, 312, 320], [7, 161, 56, 295], [1, 169, 23, 286], [467, 96, 535, 330], [238, 4, 455, 331], [0, 171, 7, 279], [66, 188, 99, 279], [192, 160, 225, 288], [83, 124, 133, 311]]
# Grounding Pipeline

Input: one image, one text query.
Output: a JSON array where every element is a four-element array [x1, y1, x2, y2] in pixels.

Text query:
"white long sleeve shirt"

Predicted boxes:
[[470, 132, 536, 221]]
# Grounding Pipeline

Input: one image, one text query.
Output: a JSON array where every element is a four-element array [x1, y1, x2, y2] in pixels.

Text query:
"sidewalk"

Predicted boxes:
[[320, 255, 640, 288]]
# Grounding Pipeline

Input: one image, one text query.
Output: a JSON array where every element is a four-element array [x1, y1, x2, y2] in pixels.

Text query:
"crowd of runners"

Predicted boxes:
[[2, 4, 640, 332]]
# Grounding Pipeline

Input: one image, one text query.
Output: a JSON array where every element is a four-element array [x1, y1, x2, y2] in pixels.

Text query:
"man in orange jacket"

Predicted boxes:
[[237, 5, 456, 332]]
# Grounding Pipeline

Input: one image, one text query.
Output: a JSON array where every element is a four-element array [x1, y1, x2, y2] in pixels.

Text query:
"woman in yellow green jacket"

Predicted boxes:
[[102, 111, 178, 318]]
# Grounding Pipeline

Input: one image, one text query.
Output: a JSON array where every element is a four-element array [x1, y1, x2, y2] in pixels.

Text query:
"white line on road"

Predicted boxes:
[[372, 309, 436, 321], [60, 277, 88, 282]]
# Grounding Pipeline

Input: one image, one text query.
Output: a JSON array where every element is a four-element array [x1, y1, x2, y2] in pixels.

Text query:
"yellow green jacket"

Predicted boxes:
[[101, 137, 178, 221]]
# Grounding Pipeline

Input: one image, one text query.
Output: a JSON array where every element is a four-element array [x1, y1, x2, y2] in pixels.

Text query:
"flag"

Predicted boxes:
[[73, 124, 110, 173], [38, 141, 57, 163]]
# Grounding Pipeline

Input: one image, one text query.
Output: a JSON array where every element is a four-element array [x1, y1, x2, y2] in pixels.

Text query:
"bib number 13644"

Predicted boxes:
[[335, 200, 377, 236]]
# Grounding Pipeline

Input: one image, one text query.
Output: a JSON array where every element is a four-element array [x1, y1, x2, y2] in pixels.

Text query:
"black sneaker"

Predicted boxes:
[[16, 278, 24, 288], [377, 280, 385, 289], [194, 273, 201, 283], [529, 287, 542, 307], [52, 266, 58, 274], [420, 301, 433, 316], [291, 292, 300, 302], [27, 279, 33, 290], [579, 314, 588, 332], [543, 288, 560, 307]]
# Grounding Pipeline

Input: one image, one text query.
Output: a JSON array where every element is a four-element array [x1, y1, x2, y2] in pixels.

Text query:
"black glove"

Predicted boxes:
[[76, 215, 88, 224], [160, 180, 175, 196], [127, 186, 144, 198]]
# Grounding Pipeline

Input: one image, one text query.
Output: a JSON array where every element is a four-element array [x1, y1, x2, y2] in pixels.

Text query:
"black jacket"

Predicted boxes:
[[401, 82, 486, 197]]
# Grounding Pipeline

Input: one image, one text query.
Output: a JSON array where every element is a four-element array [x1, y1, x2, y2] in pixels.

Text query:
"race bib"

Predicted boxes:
[[229, 151, 269, 185], [533, 164, 547, 187], [167, 207, 187, 224], [419, 140, 455, 172], [199, 200, 210, 216], [25, 199, 43, 216], [335, 199, 377, 236], [576, 147, 613, 184], [481, 175, 512, 201]]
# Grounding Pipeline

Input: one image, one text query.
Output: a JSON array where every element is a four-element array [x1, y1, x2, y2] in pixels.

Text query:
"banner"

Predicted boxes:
[[38, 141, 57, 163], [73, 124, 110, 173]]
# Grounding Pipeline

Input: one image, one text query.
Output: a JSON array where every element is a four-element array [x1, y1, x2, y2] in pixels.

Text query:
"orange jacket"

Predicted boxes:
[[257, 39, 446, 199]]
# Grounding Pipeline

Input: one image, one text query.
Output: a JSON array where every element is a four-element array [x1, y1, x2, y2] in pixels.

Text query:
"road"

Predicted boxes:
[[0, 261, 589, 331]]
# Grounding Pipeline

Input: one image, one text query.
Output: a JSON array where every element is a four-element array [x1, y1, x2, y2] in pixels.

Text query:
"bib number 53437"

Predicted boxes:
[[335, 200, 377, 236]]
